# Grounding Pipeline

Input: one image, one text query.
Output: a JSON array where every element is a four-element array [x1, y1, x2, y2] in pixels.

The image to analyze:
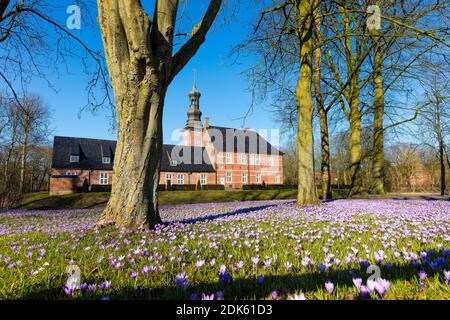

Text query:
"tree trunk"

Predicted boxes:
[[96, 0, 222, 229], [313, 12, 331, 200], [296, 0, 318, 204], [436, 112, 447, 195], [371, 32, 385, 194], [348, 84, 363, 197], [19, 122, 29, 193], [99, 83, 165, 229]]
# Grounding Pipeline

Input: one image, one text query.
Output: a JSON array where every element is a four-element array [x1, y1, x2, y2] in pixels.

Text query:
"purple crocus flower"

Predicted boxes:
[[257, 275, 264, 284], [288, 293, 306, 300], [64, 283, 76, 297], [318, 263, 326, 273], [130, 271, 138, 279], [80, 283, 88, 294], [216, 291, 224, 300], [359, 260, 369, 270], [219, 272, 232, 285], [418, 271, 427, 281], [359, 286, 371, 299], [271, 290, 278, 300], [201, 293, 214, 300], [88, 284, 96, 294], [175, 272, 189, 291], [443, 270, 450, 287], [98, 281, 111, 290], [190, 293, 198, 300], [352, 278, 362, 289], [374, 278, 390, 298], [325, 281, 334, 295]]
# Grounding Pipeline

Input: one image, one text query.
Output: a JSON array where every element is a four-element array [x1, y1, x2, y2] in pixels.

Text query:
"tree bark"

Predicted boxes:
[[436, 111, 447, 195], [313, 11, 331, 200], [19, 121, 29, 193], [96, 0, 222, 229], [371, 31, 385, 194], [347, 82, 363, 197], [296, 0, 318, 204]]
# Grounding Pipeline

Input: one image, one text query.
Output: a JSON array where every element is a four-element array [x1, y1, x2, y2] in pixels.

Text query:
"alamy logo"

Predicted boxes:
[[66, 5, 81, 30], [367, 5, 381, 31]]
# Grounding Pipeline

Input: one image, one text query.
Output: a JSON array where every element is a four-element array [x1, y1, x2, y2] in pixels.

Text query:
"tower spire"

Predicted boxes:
[[186, 72, 202, 128]]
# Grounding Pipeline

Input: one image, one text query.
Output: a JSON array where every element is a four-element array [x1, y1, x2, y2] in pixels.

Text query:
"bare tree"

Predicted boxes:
[[15, 95, 51, 192], [417, 72, 450, 195], [96, 0, 223, 229]]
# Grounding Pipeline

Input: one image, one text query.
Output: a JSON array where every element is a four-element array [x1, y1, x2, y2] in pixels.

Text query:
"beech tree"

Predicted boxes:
[[96, 0, 222, 229]]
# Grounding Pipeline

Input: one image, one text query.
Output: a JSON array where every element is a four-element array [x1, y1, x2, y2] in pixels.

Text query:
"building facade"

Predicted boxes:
[[50, 84, 283, 194]]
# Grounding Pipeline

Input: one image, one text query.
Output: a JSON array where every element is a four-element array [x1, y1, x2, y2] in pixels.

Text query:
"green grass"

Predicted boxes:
[[20, 189, 349, 210], [1, 200, 449, 300]]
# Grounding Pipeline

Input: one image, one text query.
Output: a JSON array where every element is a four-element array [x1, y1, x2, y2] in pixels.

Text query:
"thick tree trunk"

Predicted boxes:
[[296, 0, 318, 204], [348, 85, 363, 197], [98, 83, 165, 229], [96, 0, 222, 229], [371, 32, 385, 194], [313, 12, 331, 200]]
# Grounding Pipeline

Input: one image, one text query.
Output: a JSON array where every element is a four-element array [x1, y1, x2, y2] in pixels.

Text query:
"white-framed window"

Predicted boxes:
[[102, 157, 111, 164], [66, 171, 77, 176], [240, 153, 247, 164], [177, 174, 184, 185], [242, 172, 248, 183], [256, 172, 261, 183], [226, 172, 232, 183], [99, 172, 109, 185], [70, 155, 79, 163], [255, 154, 261, 165], [249, 154, 255, 165], [226, 153, 233, 164], [268, 156, 274, 166], [200, 174, 207, 185], [170, 160, 178, 166], [275, 173, 281, 184], [166, 174, 172, 184]]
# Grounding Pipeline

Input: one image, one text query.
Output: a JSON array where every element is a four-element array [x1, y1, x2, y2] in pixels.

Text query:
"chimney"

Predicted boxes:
[[204, 117, 210, 129]]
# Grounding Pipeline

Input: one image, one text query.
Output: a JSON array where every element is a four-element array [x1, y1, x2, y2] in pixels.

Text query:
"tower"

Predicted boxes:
[[186, 82, 202, 128]]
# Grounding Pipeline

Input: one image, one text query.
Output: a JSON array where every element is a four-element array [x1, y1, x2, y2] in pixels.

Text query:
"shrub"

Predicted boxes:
[[243, 184, 288, 190], [201, 184, 225, 191], [90, 185, 112, 192], [170, 184, 197, 191], [157, 184, 166, 192]]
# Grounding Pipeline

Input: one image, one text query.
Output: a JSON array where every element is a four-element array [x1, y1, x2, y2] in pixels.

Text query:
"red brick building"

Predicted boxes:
[[50, 84, 284, 194]]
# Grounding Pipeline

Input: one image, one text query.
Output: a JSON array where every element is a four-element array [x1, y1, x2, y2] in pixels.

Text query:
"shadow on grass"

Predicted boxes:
[[17, 257, 449, 300], [173, 204, 277, 225]]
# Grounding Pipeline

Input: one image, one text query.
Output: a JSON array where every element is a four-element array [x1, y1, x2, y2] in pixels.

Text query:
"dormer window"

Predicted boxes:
[[70, 155, 79, 163], [170, 160, 178, 166], [102, 157, 111, 164]]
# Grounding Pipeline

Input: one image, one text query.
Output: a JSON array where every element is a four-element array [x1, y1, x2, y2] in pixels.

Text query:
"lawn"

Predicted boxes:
[[19, 189, 349, 210], [1, 199, 449, 300]]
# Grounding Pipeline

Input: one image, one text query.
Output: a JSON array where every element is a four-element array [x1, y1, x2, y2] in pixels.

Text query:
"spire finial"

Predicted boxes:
[[192, 68, 197, 91]]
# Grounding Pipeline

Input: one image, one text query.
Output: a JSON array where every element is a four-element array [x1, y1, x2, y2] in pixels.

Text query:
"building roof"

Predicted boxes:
[[52, 136, 215, 173], [205, 126, 284, 155]]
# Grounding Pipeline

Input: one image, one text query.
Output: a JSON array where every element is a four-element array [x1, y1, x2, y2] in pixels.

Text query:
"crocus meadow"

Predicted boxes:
[[0, 199, 449, 299]]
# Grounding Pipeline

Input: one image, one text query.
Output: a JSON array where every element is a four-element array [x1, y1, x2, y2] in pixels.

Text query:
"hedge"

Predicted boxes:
[[170, 184, 197, 191], [242, 184, 288, 190], [200, 184, 225, 191], [90, 184, 112, 192]]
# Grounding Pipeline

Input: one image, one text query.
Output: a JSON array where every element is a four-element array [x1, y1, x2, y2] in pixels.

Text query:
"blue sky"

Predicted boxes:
[[20, 1, 283, 147]]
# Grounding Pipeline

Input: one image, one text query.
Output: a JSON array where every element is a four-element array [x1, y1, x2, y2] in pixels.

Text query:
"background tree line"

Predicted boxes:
[[238, 0, 449, 201], [0, 94, 52, 208]]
